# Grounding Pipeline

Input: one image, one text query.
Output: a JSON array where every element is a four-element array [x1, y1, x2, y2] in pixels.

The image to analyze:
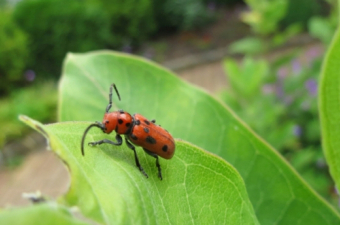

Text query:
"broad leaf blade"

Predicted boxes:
[[320, 27, 340, 191], [59, 51, 340, 224], [0, 203, 89, 225], [20, 116, 259, 225]]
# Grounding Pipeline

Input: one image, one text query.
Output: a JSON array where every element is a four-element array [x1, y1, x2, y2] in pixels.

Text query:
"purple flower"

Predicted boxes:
[[334, 187, 340, 209], [291, 59, 301, 74], [143, 48, 155, 59], [306, 46, 322, 59], [276, 84, 284, 98], [305, 46, 323, 67], [207, 2, 216, 11], [262, 84, 274, 95], [121, 44, 132, 53], [301, 100, 310, 110], [277, 67, 288, 80], [305, 78, 318, 96], [316, 158, 326, 169], [284, 95, 293, 105], [293, 125, 302, 137], [24, 70, 35, 82]]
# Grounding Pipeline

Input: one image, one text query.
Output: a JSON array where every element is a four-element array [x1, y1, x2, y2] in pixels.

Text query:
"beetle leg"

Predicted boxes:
[[143, 148, 162, 180], [88, 134, 122, 146], [125, 137, 148, 178]]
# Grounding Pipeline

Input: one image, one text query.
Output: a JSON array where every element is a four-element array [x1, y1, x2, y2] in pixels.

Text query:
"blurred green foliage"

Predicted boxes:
[[242, 0, 326, 36], [223, 0, 338, 204], [242, 0, 289, 35], [0, 0, 333, 97], [155, 0, 214, 31], [0, 82, 57, 148], [202, 0, 243, 5], [309, 17, 335, 45], [13, 0, 116, 76], [8, 0, 223, 82], [88, 0, 156, 47], [218, 51, 334, 201], [280, 0, 325, 28], [234, 0, 333, 56], [0, 9, 29, 95], [229, 23, 303, 55]]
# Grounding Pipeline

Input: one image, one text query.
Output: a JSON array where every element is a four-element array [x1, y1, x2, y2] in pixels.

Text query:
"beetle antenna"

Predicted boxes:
[[106, 83, 121, 113], [113, 83, 121, 101], [81, 123, 103, 156]]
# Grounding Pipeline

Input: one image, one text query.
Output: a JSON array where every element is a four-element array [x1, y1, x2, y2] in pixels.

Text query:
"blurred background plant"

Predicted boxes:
[[0, 82, 57, 155], [0, 0, 339, 207], [218, 0, 338, 205], [218, 50, 332, 201], [0, 8, 29, 95], [229, 0, 334, 54]]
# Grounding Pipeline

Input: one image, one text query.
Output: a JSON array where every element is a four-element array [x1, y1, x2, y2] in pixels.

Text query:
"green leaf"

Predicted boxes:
[[223, 57, 268, 97], [319, 27, 340, 192], [59, 51, 340, 224], [229, 37, 267, 55], [20, 115, 259, 225], [0, 202, 89, 225], [308, 17, 335, 45]]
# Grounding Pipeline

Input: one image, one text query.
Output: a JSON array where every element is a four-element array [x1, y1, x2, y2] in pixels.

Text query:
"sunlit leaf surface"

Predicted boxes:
[[20, 115, 259, 225], [58, 51, 340, 224]]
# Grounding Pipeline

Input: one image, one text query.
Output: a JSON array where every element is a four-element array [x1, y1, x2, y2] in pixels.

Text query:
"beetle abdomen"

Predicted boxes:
[[128, 114, 175, 159]]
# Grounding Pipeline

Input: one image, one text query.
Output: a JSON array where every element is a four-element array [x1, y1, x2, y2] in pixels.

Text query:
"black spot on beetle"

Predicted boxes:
[[118, 110, 124, 114], [135, 120, 140, 125], [115, 125, 118, 132], [146, 136, 156, 144], [162, 145, 168, 152], [143, 127, 149, 133], [126, 123, 131, 127], [105, 120, 109, 124], [118, 119, 123, 124], [131, 134, 138, 140], [144, 120, 150, 125]]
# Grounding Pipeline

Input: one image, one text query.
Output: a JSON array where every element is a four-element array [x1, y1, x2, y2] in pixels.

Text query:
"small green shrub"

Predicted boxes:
[[13, 0, 159, 78], [0, 82, 57, 147], [96, 0, 156, 47], [218, 51, 334, 201], [0, 9, 29, 95], [13, 0, 115, 77], [309, 16, 337, 45], [280, 0, 325, 28], [154, 0, 214, 31], [202, 0, 243, 5], [241, 0, 289, 35]]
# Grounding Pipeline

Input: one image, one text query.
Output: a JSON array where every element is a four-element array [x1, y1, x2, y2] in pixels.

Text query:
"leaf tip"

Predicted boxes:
[[19, 115, 49, 139]]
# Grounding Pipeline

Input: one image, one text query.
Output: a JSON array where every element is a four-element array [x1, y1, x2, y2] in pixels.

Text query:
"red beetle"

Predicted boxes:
[[81, 84, 175, 180]]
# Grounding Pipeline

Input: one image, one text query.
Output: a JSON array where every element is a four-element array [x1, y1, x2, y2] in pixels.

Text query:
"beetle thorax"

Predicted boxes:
[[102, 111, 133, 134]]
